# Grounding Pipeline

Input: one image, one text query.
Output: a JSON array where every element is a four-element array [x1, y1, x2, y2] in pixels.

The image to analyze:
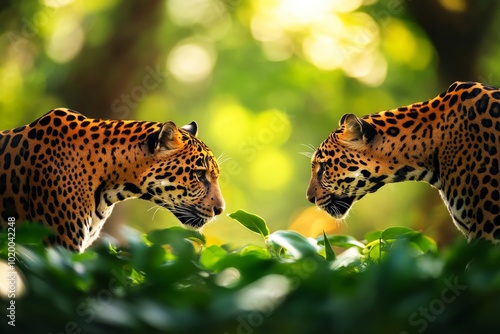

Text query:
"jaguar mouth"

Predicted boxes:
[[172, 207, 211, 229], [322, 195, 355, 219]]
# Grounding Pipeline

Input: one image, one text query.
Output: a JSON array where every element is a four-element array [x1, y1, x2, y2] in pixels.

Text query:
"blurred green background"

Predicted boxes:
[[1, 0, 499, 248]]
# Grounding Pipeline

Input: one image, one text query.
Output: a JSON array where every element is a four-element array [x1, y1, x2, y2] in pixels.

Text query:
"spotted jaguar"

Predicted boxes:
[[307, 81, 500, 242], [0, 108, 225, 251]]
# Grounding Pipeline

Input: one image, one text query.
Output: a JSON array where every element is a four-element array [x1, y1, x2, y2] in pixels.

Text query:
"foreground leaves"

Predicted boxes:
[[1, 214, 499, 334]]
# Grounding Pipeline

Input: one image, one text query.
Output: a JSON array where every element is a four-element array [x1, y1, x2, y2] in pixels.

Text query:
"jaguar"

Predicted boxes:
[[307, 81, 500, 242], [0, 108, 225, 251]]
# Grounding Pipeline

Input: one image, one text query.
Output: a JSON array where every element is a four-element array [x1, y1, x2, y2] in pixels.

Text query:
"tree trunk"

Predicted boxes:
[[50, 0, 165, 242]]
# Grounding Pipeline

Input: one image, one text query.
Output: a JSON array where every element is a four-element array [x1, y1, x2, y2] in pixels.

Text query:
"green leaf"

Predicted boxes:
[[200, 245, 228, 270], [240, 245, 271, 259], [15, 245, 47, 272], [229, 210, 270, 237], [323, 231, 336, 262], [330, 247, 362, 270], [380, 226, 419, 240], [364, 239, 384, 261], [147, 227, 205, 245], [378, 227, 437, 254], [319, 235, 365, 249], [364, 230, 382, 243], [129, 267, 145, 285], [266, 230, 318, 259], [146, 227, 205, 264], [0, 222, 53, 246], [412, 235, 438, 254]]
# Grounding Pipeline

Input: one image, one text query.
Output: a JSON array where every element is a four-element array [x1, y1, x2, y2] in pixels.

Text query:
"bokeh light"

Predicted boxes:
[[250, 148, 293, 190], [167, 41, 216, 83], [438, 0, 467, 12], [43, 0, 73, 7], [46, 18, 84, 63], [250, 0, 385, 85], [289, 207, 337, 237], [167, 0, 224, 26], [382, 20, 433, 70], [209, 100, 253, 152]]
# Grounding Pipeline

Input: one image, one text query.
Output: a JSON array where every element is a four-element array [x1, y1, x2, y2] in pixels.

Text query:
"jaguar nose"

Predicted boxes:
[[213, 206, 224, 216], [306, 182, 316, 204], [306, 195, 316, 204]]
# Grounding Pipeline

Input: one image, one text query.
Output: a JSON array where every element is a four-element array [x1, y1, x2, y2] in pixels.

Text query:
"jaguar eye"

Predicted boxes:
[[318, 162, 327, 173], [194, 170, 206, 180]]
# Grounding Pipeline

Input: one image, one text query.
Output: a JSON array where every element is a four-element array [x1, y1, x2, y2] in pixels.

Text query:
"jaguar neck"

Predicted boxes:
[[367, 98, 444, 187]]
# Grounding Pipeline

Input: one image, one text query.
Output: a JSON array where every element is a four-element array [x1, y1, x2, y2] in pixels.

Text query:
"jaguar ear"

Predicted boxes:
[[340, 113, 376, 143], [159, 121, 183, 150], [181, 121, 198, 137], [146, 121, 183, 153]]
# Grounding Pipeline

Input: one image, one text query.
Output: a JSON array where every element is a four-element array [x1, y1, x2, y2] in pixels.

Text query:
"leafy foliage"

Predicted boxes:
[[1, 213, 500, 334]]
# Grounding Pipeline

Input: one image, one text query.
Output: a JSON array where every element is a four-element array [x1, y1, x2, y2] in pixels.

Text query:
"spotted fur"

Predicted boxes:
[[0, 108, 225, 251], [307, 81, 500, 242]]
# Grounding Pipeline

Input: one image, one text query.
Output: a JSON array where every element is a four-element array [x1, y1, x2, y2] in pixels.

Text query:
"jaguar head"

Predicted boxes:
[[306, 114, 387, 219], [140, 121, 225, 228]]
